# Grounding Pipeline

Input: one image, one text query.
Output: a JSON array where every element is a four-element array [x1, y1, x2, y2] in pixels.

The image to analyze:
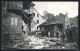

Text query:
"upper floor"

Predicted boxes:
[[2, 1, 35, 23], [32, 7, 45, 24]]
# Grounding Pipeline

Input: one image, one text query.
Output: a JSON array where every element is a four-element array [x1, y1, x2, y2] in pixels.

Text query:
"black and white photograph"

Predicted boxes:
[[1, 1, 78, 50]]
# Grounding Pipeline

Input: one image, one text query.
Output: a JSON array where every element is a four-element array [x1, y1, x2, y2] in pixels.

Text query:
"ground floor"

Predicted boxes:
[[38, 23, 65, 38]]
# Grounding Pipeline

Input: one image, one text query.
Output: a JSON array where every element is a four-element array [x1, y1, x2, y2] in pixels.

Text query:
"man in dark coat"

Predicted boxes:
[[71, 23, 78, 43], [66, 26, 72, 42]]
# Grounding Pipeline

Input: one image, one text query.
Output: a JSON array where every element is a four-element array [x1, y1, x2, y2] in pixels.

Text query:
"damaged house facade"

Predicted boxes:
[[39, 13, 69, 37], [31, 8, 46, 31], [2, 1, 35, 47]]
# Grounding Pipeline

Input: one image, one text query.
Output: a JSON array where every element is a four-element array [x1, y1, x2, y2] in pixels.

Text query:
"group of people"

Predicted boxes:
[[22, 23, 78, 44], [66, 23, 78, 43], [47, 23, 78, 44]]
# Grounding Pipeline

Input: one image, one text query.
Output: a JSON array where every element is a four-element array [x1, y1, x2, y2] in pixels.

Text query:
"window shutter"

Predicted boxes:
[[15, 18, 17, 25], [11, 18, 14, 25]]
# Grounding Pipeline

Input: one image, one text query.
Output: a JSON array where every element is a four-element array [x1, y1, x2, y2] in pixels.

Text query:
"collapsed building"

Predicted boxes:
[[2, 1, 35, 47]]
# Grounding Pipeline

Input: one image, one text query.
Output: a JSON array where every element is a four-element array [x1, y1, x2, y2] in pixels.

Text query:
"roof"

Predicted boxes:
[[39, 15, 65, 26], [33, 7, 44, 19], [39, 20, 64, 27]]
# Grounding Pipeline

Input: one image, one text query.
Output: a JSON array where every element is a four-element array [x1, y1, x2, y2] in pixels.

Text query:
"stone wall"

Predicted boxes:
[[2, 12, 24, 46]]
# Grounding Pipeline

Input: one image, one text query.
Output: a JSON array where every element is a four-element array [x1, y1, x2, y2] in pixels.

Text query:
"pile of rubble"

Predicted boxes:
[[11, 34, 77, 49], [28, 35, 45, 49], [24, 35, 66, 49]]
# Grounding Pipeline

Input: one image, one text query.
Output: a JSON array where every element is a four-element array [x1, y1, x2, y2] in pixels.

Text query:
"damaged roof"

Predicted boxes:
[[39, 14, 66, 26]]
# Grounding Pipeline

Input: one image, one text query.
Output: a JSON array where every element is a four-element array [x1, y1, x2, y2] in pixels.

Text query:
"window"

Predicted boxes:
[[11, 18, 18, 25], [33, 13, 35, 17], [37, 20, 39, 24], [37, 14, 39, 17], [37, 27, 40, 30], [11, 18, 14, 25], [37, 26, 38, 29], [15, 18, 17, 25]]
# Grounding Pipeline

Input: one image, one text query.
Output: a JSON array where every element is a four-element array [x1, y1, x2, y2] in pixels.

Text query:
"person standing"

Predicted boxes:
[[71, 23, 78, 43], [54, 26, 57, 37], [48, 31, 50, 38], [66, 26, 72, 42], [61, 32, 66, 43]]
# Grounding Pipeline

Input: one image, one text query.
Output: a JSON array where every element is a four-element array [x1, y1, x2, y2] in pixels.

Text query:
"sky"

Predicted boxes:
[[32, 1, 78, 18]]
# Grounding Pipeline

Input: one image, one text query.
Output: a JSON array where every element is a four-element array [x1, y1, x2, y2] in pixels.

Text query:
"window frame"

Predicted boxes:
[[14, 18, 18, 25], [11, 17, 18, 25], [32, 13, 35, 17], [11, 18, 14, 25]]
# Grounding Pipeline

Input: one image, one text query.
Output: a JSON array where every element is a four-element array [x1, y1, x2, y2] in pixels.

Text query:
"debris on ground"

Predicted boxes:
[[10, 34, 78, 49]]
